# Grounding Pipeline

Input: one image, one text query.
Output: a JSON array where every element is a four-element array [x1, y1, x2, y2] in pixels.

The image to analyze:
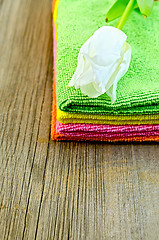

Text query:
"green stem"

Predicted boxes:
[[116, 0, 136, 30]]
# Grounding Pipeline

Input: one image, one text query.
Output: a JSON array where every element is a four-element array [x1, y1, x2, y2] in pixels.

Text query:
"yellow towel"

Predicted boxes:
[[57, 107, 159, 125]]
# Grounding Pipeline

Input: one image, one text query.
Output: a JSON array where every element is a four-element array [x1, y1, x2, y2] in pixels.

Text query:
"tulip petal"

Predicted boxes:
[[68, 26, 131, 102]]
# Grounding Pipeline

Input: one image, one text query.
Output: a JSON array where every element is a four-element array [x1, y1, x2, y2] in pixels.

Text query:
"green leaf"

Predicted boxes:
[[105, 0, 138, 22], [137, 0, 154, 17]]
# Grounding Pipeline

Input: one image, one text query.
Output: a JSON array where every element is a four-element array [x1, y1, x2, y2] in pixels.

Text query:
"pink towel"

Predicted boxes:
[[56, 121, 159, 139]]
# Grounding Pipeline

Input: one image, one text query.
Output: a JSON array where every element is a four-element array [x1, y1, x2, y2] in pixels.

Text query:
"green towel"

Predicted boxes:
[[56, 0, 159, 115]]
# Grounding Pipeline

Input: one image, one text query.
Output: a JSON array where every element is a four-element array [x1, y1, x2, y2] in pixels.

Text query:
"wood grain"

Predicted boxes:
[[0, 0, 159, 239]]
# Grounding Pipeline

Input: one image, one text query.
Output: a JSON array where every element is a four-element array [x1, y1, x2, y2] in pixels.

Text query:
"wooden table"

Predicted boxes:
[[0, 0, 159, 239]]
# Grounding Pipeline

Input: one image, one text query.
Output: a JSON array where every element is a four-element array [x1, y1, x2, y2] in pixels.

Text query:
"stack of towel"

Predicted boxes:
[[52, 0, 159, 142]]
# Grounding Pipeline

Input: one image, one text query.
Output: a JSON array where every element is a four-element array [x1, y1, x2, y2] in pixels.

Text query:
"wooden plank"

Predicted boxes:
[[0, 0, 159, 239]]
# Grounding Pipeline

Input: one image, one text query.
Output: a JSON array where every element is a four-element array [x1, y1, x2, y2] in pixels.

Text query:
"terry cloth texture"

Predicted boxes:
[[52, 77, 159, 141], [52, 48, 159, 142], [57, 108, 159, 125], [57, 121, 159, 137], [55, 0, 159, 115], [52, 87, 159, 141], [52, 0, 159, 142], [53, 3, 159, 125]]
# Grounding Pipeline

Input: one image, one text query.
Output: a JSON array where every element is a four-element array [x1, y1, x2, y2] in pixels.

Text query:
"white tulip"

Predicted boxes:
[[68, 26, 131, 103]]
